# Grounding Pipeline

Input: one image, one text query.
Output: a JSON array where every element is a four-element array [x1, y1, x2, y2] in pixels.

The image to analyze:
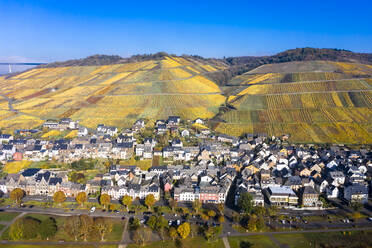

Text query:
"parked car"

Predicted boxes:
[[90, 207, 96, 213]]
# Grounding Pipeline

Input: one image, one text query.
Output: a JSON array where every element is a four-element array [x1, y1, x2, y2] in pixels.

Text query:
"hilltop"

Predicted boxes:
[[214, 60, 372, 144], [0, 55, 226, 130], [0, 48, 371, 144]]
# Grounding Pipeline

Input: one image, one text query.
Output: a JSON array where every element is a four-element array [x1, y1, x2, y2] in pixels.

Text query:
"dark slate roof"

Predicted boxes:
[[36, 171, 51, 182], [21, 168, 41, 177], [48, 177, 62, 185]]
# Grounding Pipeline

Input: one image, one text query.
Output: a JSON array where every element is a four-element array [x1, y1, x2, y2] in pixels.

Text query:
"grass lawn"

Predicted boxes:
[[0, 245, 96, 248], [127, 237, 223, 248], [274, 230, 372, 248], [120, 157, 152, 170], [1, 213, 124, 242], [228, 235, 279, 248], [0, 212, 19, 222], [3, 161, 32, 173]]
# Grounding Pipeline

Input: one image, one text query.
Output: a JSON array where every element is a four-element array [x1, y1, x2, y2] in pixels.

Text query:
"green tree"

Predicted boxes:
[[267, 206, 278, 218], [247, 215, 257, 231], [146, 215, 157, 230], [53, 191, 66, 206], [237, 192, 254, 214], [121, 195, 132, 211], [177, 222, 190, 239], [256, 215, 265, 231], [351, 202, 363, 212], [129, 217, 141, 231], [253, 206, 266, 216], [156, 215, 168, 241], [76, 192, 87, 207], [94, 217, 113, 241], [39, 217, 57, 240], [144, 194, 156, 210], [9, 217, 40, 240], [99, 194, 111, 209], [10, 188, 25, 207]]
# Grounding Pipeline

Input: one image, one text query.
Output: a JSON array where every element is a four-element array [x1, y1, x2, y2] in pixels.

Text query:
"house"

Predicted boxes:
[[194, 118, 204, 125], [329, 171, 345, 187], [0, 134, 13, 144], [326, 186, 339, 199], [181, 129, 190, 137], [132, 119, 145, 131], [344, 184, 368, 204], [78, 127, 88, 137], [167, 116, 180, 125], [301, 186, 321, 207], [264, 186, 298, 206], [12, 152, 22, 161], [43, 120, 59, 129]]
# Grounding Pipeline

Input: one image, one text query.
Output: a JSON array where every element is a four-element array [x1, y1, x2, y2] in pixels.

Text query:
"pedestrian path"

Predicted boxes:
[[222, 237, 231, 248]]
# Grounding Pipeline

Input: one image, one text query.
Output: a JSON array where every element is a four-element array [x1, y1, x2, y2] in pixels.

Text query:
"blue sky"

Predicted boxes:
[[0, 0, 372, 63]]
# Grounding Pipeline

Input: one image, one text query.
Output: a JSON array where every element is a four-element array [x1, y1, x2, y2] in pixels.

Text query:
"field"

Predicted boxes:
[[127, 237, 224, 248], [228, 235, 278, 248], [0, 56, 226, 131], [3, 160, 32, 173], [273, 230, 372, 248], [216, 61, 372, 144]]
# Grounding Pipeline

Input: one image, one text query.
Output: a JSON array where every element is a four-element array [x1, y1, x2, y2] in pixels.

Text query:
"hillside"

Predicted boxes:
[[214, 60, 372, 144], [0, 56, 226, 130], [208, 48, 372, 86]]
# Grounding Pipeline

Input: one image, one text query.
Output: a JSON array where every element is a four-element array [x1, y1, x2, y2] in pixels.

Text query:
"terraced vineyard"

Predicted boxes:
[[0, 56, 226, 130], [215, 61, 372, 144]]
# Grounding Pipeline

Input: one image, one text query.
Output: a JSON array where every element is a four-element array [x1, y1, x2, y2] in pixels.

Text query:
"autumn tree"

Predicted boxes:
[[94, 217, 113, 241], [99, 194, 111, 210], [247, 215, 257, 231], [218, 215, 225, 223], [192, 199, 201, 214], [121, 195, 132, 211], [53, 191, 66, 206], [10, 188, 25, 207], [207, 210, 216, 218], [169, 227, 178, 241], [144, 194, 156, 210], [177, 222, 190, 239], [217, 203, 224, 215], [76, 192, 87, 207], [129, 217, 141, 231], [39, 217, 57, 240]]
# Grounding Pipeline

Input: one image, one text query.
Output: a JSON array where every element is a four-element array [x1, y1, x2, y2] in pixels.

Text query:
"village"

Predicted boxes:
[[0, 116, 370, 211]]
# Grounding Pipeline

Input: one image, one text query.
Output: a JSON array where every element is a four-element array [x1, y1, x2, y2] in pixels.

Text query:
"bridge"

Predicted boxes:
[[0, 62, 46, 73]]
